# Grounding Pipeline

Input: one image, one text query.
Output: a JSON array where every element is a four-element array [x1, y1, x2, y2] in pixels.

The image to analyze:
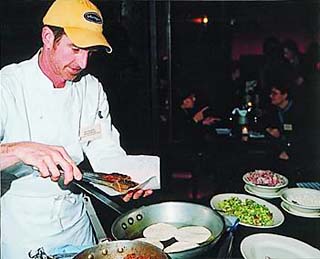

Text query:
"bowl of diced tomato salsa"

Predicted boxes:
[[243, 170, 288, 194]]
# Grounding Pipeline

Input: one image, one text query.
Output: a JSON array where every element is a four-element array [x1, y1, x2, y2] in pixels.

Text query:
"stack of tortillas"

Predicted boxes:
[[143, 223, 178, 241], [140, 222, 212, 253]]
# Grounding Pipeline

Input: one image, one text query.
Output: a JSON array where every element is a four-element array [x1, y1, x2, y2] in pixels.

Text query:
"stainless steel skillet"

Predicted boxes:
[[75, 181, 225, 259]]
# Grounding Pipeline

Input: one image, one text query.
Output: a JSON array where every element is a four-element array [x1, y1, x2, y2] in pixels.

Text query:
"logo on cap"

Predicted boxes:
[[84, 12, 103, 24]]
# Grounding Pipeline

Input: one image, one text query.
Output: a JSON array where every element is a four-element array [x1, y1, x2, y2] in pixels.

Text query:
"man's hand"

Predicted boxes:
[[193, 106, 209, 123], [279, 151, 289, 160], [1, 141, 82, 185], [266, 127, 281, 138], [202, 116, 221, 125], [122, 189, 153, 202]]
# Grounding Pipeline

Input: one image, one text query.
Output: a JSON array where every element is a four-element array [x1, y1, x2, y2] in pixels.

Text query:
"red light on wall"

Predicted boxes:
[[192, 17, 203, 24], [191, 16, 209, 24]]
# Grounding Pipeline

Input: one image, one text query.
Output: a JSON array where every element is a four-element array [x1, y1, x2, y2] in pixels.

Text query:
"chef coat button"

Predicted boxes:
[[39, 115, 43, 119]]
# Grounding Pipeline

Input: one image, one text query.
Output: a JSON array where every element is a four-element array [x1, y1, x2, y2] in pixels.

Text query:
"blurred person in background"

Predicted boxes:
[[303, 41, 320, 85], [259, 36, 284, 109], [224, 60, 246, 114], [262, 77, 304, 162], [282, 39, 305, 88], [301, 41, 320, 153], [172, 85, 220, 149]]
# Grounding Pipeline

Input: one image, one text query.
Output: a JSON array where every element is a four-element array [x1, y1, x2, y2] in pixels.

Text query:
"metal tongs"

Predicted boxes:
[[71, 171, 156, 214], [81, 171, 142, 193], [82, 171, 113, 182], [81, 170, 156, 193]]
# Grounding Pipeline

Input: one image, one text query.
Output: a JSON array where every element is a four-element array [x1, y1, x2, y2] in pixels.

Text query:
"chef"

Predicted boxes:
[[0, 0, 152, 258]]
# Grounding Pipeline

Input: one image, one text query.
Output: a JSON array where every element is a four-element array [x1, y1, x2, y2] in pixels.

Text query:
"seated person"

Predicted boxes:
[[173, 90, 220, 148], [282, 39, 305, 87], [262, 77, 303, 161], [229, 60, 246, 111]]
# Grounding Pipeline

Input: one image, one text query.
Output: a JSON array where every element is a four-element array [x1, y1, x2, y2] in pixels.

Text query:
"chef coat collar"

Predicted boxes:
[[33, 49, 73, 91]]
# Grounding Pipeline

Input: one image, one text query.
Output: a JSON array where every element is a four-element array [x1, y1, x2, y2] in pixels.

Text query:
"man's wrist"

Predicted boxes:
[[0, 143, 16, 154], [0, 143, 20, 170], [0, 144, 10, 154]]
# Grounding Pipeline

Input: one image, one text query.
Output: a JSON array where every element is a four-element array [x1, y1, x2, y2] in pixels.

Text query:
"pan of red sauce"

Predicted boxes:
[[73, 240, 168, 259]]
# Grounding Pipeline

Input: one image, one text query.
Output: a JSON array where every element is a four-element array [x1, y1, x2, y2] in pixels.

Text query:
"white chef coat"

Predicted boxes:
[[0, 50, 126, 258]]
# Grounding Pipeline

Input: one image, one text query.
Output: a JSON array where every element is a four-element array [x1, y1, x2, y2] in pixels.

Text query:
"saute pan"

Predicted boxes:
[[73, 240, 168, 259], [111, 201, 225, 259], [75, 182, 225, 259], [29, 240, 167, 259]]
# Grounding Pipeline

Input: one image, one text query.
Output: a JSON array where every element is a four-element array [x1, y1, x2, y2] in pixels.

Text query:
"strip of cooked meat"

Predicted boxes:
[[83, 172, 139, 193]]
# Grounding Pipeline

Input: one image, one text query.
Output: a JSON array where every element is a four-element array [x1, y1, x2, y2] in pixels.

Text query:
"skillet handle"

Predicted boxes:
[[84, 195, 107, 242], [216, 231, 235, 259], [216, 217, 239, 259]]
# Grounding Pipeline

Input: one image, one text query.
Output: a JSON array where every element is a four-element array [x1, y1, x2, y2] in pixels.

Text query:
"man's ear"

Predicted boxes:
[[41, 26, 55, 49]]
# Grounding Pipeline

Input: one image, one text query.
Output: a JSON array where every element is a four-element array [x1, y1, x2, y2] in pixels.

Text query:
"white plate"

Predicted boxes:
[[281, 188, 320, 210], [240, 233, 320, 259], [281, 201, 320, 218], [210, 193, 284, 228], [88, 155, 160, 196], [244, 184, 285, 199]]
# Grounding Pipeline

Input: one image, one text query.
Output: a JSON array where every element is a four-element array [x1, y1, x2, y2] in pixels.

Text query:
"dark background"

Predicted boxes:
[[1, 0, 320, 154]]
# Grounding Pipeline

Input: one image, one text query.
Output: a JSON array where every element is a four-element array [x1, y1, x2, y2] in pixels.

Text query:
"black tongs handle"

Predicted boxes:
[[217, 231, 234, 259], [57, 169, 126, 214], [82, 171, 104, 180], [72, 180, 126, 215]]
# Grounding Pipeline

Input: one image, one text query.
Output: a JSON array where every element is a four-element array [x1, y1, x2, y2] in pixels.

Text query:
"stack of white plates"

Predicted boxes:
[[243, 170, 288, 199], [280, 188, 320, 218]]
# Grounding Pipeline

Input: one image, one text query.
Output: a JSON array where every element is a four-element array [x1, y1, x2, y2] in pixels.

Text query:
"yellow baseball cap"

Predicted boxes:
[[43, 0, 112, 53]]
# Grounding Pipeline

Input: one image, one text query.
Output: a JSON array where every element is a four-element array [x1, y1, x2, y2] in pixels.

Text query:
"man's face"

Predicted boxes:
[[270, 87, 287, 107], [181, 95, 196, 109], [283, 47, 294, 62], [48, 34, 91, 81]]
